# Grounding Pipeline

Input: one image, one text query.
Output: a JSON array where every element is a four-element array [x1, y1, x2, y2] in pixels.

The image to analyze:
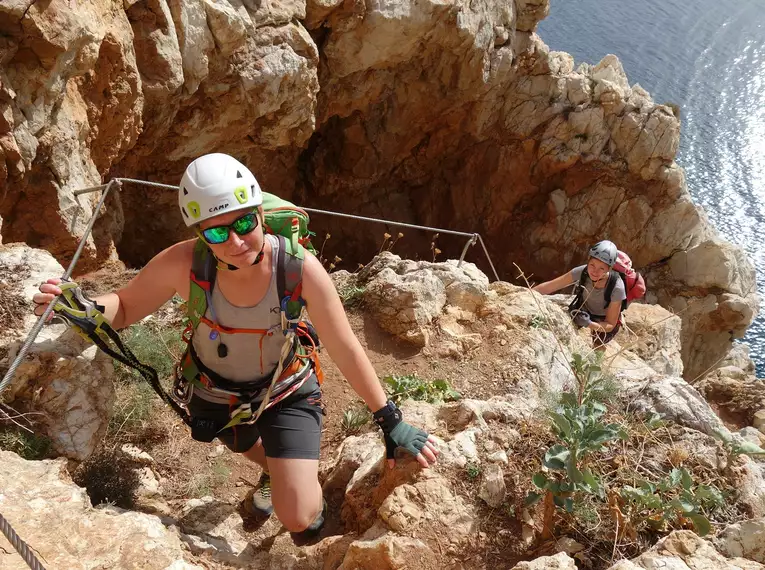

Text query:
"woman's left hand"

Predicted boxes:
[[383, 423, 440, 469]]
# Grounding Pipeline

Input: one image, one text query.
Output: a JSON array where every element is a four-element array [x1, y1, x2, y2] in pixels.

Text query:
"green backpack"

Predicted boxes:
[[261, 192, 316, 256]]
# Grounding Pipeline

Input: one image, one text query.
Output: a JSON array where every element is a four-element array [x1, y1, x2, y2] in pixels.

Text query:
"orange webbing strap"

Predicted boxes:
[[199, 316, 272, 336]]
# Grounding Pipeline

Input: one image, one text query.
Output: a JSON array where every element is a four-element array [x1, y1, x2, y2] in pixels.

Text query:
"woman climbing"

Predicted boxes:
[[32, 153, 439, 540], [532, 240, 626, 348]]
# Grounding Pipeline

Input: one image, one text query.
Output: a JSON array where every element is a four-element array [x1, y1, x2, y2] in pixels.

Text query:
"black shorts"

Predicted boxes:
[[187, 374, 323, 459]]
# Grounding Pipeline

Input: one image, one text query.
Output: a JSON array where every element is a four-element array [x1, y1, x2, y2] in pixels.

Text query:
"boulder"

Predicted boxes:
[[0, 451, 203, 570], [717, 518, 765, 563], [355, 253, 489, 346], [608, 530, 765, 569], [337, 531, 435, 570], [622, 303, 683, 376], [0, 244, 114, 460], [620, 375, 725, 436]]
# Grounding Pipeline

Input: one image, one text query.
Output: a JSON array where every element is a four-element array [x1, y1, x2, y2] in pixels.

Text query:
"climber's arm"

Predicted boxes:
[[532, 271, 577, 295], [34, 240, 194, 329], [589, 300, 621, 333]]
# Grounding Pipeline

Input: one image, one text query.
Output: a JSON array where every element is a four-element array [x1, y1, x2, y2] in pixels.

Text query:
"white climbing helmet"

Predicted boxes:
[[588, 240, 618, 267], [178, 153, 263, 227]]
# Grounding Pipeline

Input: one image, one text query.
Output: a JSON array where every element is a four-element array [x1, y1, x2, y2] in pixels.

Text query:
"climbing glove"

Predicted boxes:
[[373, 400, 429, 459], [572, 310, 592, 329]]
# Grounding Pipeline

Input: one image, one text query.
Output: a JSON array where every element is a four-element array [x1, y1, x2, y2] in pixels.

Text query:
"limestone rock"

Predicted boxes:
[[488, 450, 509, 464], [337, 531, 435, 570], [512, 552, 577, 569], [620, 375, 725, 436], [696, 365, 765, 427], [754, 410, 765, 433], [608, 530, 765, 570], [322, 432, 385, 493], [722, 344, 758, 375], [478, 463, 506, 508], [377, 471, 477, 542], [356, 252, 489, 346], [622, 303, 684, 376], [122, 444, 155, 465], [0, 451, 203, 570], [717, 518, 765, 563], [739, 459, 765, 518], [0, 244, 114, 460]]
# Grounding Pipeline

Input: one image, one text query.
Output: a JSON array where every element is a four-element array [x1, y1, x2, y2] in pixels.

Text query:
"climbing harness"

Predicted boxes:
[[176, 231, 325, 433]]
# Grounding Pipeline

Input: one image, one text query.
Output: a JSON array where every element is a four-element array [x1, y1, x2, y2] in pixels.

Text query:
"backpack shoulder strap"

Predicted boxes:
[[577, 268, 588, 289], [275, 234, 306, 321], [188, 239, 217, 330], [604, 271, 619, 308], [568, 268, 589, 314]]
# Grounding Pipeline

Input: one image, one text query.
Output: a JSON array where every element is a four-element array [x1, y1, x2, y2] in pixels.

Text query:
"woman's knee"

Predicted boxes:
[[274, 501, 322, 532]]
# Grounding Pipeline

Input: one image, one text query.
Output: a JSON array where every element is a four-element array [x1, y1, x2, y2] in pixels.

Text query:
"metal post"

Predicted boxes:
[[458, 234, 478, 267], [476, 234, 500, 282]]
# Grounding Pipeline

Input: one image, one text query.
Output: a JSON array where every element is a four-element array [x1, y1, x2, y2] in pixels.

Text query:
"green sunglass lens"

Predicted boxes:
[[232, 213, 256, 235], [204, 226, 229, 244]]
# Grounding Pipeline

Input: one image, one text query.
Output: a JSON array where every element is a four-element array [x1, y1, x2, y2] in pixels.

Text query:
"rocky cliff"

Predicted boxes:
[[0, 1, 757, 382], [2, 244, 765, 569]]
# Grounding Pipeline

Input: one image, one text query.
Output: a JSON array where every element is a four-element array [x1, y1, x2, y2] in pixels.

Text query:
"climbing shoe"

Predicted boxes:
[[290, 498, 328, 544], [244, 472, 274, 518]]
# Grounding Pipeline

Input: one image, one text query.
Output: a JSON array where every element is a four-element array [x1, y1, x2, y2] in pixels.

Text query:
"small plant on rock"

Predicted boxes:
[[465, 461, 482, 480], [529, 315, 546, 329], [526, 352, 625, 538], [712, 427, 765, 468], [341, 406, 371, 435], [338, 283, 366, 308], [0, 429, 51, 460], [383, 373, 461, 405], [618, 467, 724, 537]]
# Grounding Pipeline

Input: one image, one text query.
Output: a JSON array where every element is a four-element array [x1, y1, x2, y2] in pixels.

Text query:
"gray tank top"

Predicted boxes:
[[192, 234, 286, 388]]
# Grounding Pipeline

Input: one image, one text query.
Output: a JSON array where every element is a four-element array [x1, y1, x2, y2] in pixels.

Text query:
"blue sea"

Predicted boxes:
[[538, 0, 765, 375]]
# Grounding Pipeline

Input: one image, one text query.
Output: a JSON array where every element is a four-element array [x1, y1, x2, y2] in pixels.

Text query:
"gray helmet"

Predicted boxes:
[[589, 240, 618, 267]]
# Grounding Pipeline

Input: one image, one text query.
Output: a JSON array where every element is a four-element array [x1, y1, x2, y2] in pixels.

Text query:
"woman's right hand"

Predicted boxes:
[[32, 278, 63, 317]]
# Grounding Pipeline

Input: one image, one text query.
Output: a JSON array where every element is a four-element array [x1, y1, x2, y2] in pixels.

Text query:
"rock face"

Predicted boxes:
[[622, 303, 684, 377], [608, 530, 765, 570], [717, 518, 765, 563], [0, 244, 114, 460], [0, 0, 756, 381], [3, 246, 765, 570], [0, 451, 203, 570]]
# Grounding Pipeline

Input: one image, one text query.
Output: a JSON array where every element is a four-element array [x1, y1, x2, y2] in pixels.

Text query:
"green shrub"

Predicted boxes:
[[383, 373, 461, 405], [0, 429, 51, 460], [619, 468, 724, 537]]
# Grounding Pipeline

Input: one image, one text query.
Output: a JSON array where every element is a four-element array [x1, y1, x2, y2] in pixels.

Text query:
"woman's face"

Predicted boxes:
[[587, 257, 610, 282], [199, 207, 265, 268]]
